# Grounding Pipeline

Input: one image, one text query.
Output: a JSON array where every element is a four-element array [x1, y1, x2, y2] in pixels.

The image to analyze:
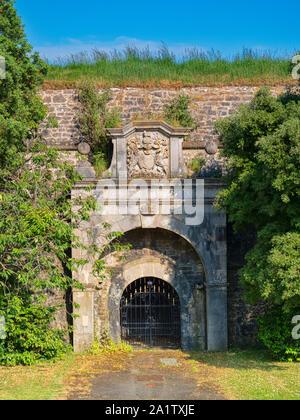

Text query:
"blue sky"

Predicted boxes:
[[15, 0, 300, 60]]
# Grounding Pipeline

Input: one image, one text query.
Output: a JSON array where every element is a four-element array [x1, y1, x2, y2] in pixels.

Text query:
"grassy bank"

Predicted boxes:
[[44, 48, 296, 88]]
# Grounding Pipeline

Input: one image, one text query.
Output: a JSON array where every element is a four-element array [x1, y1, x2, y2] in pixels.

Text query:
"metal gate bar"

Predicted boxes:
[[120, 277, 181, 348]]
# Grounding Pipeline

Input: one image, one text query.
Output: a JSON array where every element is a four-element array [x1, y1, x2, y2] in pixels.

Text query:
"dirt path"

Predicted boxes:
[[66, 350, 227, 400]]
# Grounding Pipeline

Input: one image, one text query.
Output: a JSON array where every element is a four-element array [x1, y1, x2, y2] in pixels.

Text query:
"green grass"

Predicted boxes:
[[44, 47, 296, 87], [189, 349, 300, 400], [0, 354, 75, 400], [0, 349, 299, 400]]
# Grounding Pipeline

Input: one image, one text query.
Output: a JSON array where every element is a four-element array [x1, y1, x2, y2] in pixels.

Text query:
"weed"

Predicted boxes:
[[86, 330, 133, 355], [163, 94, 197, 128], [188, 155, 206, 173]]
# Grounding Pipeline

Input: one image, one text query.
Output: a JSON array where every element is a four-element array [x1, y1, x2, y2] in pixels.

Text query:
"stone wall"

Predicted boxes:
[[41, 85, 286, 348], [40, 85, 284, 151]]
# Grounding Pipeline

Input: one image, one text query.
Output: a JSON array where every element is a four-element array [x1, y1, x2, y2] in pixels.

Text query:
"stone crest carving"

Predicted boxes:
[[127, 131, 169, 178]]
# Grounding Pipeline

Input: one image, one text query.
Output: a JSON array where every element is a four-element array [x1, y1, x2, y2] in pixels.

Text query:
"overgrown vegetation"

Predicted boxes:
[[163, 94, 197, 128], [0, 1, 129, 366], [0, 295, 71, 367], [0, 142, 130, 366], [0, 0, 48, 162], [130, 93, 196, 129], [44, 47, 295, 88], [188, 155, 206, 174], [257, 307, 300, 362], [215, 87, 300, 360], [87, 330, 132, 355], [77, 84, 120, 176]]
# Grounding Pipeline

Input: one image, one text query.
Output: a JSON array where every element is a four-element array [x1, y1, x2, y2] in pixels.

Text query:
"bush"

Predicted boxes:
[[163, 94, 197, 128], [0, 297, 70, 366], [188, 155, 206, 173], [257, 306, 300, 361]]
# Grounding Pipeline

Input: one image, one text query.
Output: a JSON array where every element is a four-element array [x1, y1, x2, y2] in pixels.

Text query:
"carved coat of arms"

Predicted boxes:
[[127, 131, 169, 178]]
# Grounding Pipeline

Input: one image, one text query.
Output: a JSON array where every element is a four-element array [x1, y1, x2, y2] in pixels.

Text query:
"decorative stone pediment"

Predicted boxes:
[[127, 130, 169, 178], [106, 121, 189, 179]]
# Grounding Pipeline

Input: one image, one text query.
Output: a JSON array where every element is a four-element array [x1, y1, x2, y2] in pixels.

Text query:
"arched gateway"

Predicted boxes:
[[72, 121, 228, 353], [120, 277, 181, 348]]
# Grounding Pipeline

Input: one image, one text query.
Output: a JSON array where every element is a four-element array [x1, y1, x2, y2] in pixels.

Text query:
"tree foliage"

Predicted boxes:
[[257, 306, 300, 362], [215, 87, 300, 311], [215, 87, 300, 359], [0, 145, 130, 365], [0, 2, 129, 365], [0, 0, 48, 163]]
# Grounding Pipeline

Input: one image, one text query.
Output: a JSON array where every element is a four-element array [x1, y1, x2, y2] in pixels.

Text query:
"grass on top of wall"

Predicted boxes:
[[44, 47, 297, 88]]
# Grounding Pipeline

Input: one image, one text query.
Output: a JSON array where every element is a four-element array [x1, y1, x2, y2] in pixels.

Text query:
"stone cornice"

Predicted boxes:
[[106, 120, 190, 138], [72, 178, 226, 189]]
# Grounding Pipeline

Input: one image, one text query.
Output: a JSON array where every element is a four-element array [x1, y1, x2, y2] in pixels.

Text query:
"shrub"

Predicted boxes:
[[188, 155, 206, 173], [257, 306, 300, 361], [77, 84, 120, 175], [0, 297, 70, 366], [163, 94, 197, 128], [0, 0, 48, 164]]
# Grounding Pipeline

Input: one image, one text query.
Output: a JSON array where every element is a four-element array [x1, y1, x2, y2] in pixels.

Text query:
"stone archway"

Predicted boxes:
[[73, 179, 228, 352], [103, 229, 207, 351]]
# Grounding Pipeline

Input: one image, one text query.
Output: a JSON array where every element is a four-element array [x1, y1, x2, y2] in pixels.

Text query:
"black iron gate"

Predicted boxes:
[[120, 277, 181, 348]]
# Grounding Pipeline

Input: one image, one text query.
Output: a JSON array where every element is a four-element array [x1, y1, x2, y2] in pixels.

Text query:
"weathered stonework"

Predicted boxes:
[[106, 121, 188, 180], [98, 229, 207, 350], [40, 85, 285, 154], [71, 119, 228, 353], [127, 131, 169, 179], [39, 86, 287, 350]]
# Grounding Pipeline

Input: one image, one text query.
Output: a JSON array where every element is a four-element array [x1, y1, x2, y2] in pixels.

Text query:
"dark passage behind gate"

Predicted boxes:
[[120, 277, 181, 348]]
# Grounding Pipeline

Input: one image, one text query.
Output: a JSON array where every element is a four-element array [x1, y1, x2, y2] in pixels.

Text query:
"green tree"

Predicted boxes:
[[0, 144, 129, 365], [0, 1, 129, 365], [215, 87, 300, 359], [0, 0, 48, 164]]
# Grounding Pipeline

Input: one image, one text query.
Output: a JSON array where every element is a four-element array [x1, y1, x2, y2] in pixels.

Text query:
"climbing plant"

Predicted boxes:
[[77, 83, 121, 177]]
